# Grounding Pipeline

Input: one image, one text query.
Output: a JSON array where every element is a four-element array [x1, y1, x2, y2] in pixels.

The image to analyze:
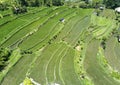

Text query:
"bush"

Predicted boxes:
[[52, 1, 64, 6], [101, 37, 107, 49], [12, 6, 27, 14], [0, 3, 9, 11], [72, 5, 77, 8], [23, 77, 34, 85], [79, 2, 88, 8], [104, 0, 120, 9], [0, 48, 11, 71]]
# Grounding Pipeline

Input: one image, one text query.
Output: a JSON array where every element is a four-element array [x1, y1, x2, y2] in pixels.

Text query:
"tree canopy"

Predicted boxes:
[[103, 0, 120, 9], [0, 48, 11, 71], [18, 0, 65, 7]]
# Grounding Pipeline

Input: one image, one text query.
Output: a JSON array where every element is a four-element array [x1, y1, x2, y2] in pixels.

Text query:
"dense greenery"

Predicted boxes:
[[0, 3, 9, 11], [0, 0, 65, 14], [103, 0, 120, 8], [14, 0, 65, 7], [0, 0, 120, 14], [0, 0, 120, 10], [0, 48, 11, 71], [0, 0, 120, 85]]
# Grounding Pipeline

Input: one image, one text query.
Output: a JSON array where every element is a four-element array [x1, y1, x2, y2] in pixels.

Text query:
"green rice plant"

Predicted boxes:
[[29, 42, 82, 85], [59, 47, 82, 85], [84, 39, 120, 85], [0, 7, 46, 26], [105, 36, 120, 73], [1, 7, 65, 48], [55, 9, 93, 46], [0, 48, 21, 83], [1, 54, 35, 85], [28, 8, 77, 51], [19, 8, 74, 50], [0, 7, 53, 45]]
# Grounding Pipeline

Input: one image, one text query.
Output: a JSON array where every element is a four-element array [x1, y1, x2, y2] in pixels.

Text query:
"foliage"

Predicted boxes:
[[52, 0, 64, 6], [0, 0, 65, 13], [79, 1, 88, 8], [92, 0, 103, 7], [1, 0, 120, 11], [0, 5, 120, 85], [0, 48, 11, 71], [83, 0, 103, 8], [0, 48, 22, 83], [19, 0, 40, 7], [111, 71, 120, 80], [101, 37, 107, 49], [19, 0, 64, 7], [23, 77, 34, 85], [103, 0, 120, 9], [0, 2, 9, 11], [12, 5, 27, 14]]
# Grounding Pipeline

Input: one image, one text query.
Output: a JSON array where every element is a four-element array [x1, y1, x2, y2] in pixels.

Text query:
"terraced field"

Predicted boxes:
[[105, 37, 120, 72], [0, 6, 120, 85]]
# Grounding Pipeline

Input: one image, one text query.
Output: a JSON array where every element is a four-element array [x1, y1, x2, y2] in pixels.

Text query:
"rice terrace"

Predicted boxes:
[[0, 0, 120, 85]]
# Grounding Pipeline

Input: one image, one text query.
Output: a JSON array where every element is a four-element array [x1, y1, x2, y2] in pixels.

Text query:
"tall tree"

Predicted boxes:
[[52, 0, 64, 6], [0, 48, 11, 71], [104, 0, 120, 8]]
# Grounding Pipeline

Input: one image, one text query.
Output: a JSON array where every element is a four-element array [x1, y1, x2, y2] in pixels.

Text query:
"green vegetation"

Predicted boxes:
[[83, 40, 120, 85], [23, 77, 34, 85], [0, 48, 21, 82], [104, 0, 120, 9], [0, 48, 11, 71], [0, 0, 120, 85]]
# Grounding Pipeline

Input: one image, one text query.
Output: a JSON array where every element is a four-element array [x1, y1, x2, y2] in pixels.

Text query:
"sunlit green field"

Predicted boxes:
[[0, 6, 120, 85]]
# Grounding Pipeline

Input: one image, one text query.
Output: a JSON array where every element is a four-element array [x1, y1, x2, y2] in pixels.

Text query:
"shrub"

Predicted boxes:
[[52, 1, 64, 6], [72, 5, 77, 8], [79, 2, 88, 8], [101, 37, 107, 49], [0, 3, 9, 11], [12, 6, 27, 14], [0, 48, 11, 71]]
